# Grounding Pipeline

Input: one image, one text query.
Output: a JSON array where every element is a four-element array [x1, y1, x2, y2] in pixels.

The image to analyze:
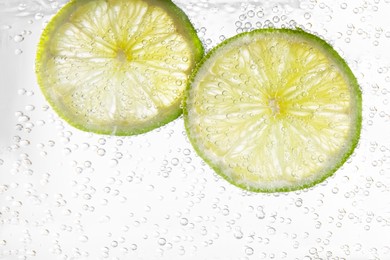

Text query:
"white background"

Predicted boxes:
[[1, 0, 390, 259]]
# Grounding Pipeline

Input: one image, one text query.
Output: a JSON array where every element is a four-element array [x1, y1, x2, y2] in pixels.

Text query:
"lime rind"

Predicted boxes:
[[36, 0, 204, 136], [183, 28, 362, 193]]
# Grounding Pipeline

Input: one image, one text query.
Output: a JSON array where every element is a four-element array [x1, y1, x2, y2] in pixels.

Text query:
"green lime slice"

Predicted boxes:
[[184, 28, 362, 192], [36, 0, 203, 135]]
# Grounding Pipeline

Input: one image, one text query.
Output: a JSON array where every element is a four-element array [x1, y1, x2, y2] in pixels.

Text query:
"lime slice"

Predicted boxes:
[[36, 0, 203, 135], [184, 29, 362, 192]]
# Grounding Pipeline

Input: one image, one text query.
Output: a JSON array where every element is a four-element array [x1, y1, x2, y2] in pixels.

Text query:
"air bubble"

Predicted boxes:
[[245, 247, 254, 255], [340, 3, 347, 9], [257, 11, 264, 18], [289, 20, 297, 27], [18, 115, 30, 123], [99, 215, 111, 223], [115, 152, 123, 159], [267, 226, 276, 235], [234, 230, 243, 239], [304, 13, 311, 19], [20, 140, 30, 146], [295, 198, 303, 207], [98, 138, 106, 145], [25, 105, 35, 111], [171, 158, 179, 166], [247, 10, 255, 17], [36, 120, 46, 126], [79, 235, 88, 242], [158, 238, 166, 246], [17, 89, 26, 95], [83, 193, 91, 200], [34, 13, 44, 20], [13, 35, 24, 42], [97, 148, 106, 156], [63, 148, 72, 155], [244, 22, 252, 29], [109, 159, 118, 167], [180, 218, 188, 226], [1, 25, 12, 30], [175, 80, 183, 86], [222, 208, 230, 216]]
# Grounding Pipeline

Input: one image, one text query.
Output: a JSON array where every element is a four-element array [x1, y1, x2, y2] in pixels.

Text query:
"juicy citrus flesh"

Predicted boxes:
[[36, 0, 203, 135], [184, 29, 362, 192]]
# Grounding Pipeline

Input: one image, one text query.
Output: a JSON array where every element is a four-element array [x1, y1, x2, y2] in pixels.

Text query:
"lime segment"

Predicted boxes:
[[36, 0, 203, 135], [184, 29, 362, 192]]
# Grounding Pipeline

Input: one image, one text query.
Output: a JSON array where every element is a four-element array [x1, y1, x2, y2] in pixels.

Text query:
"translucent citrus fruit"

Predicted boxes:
[[36, 0, 203, 135], [184, 29, 362, 192]]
